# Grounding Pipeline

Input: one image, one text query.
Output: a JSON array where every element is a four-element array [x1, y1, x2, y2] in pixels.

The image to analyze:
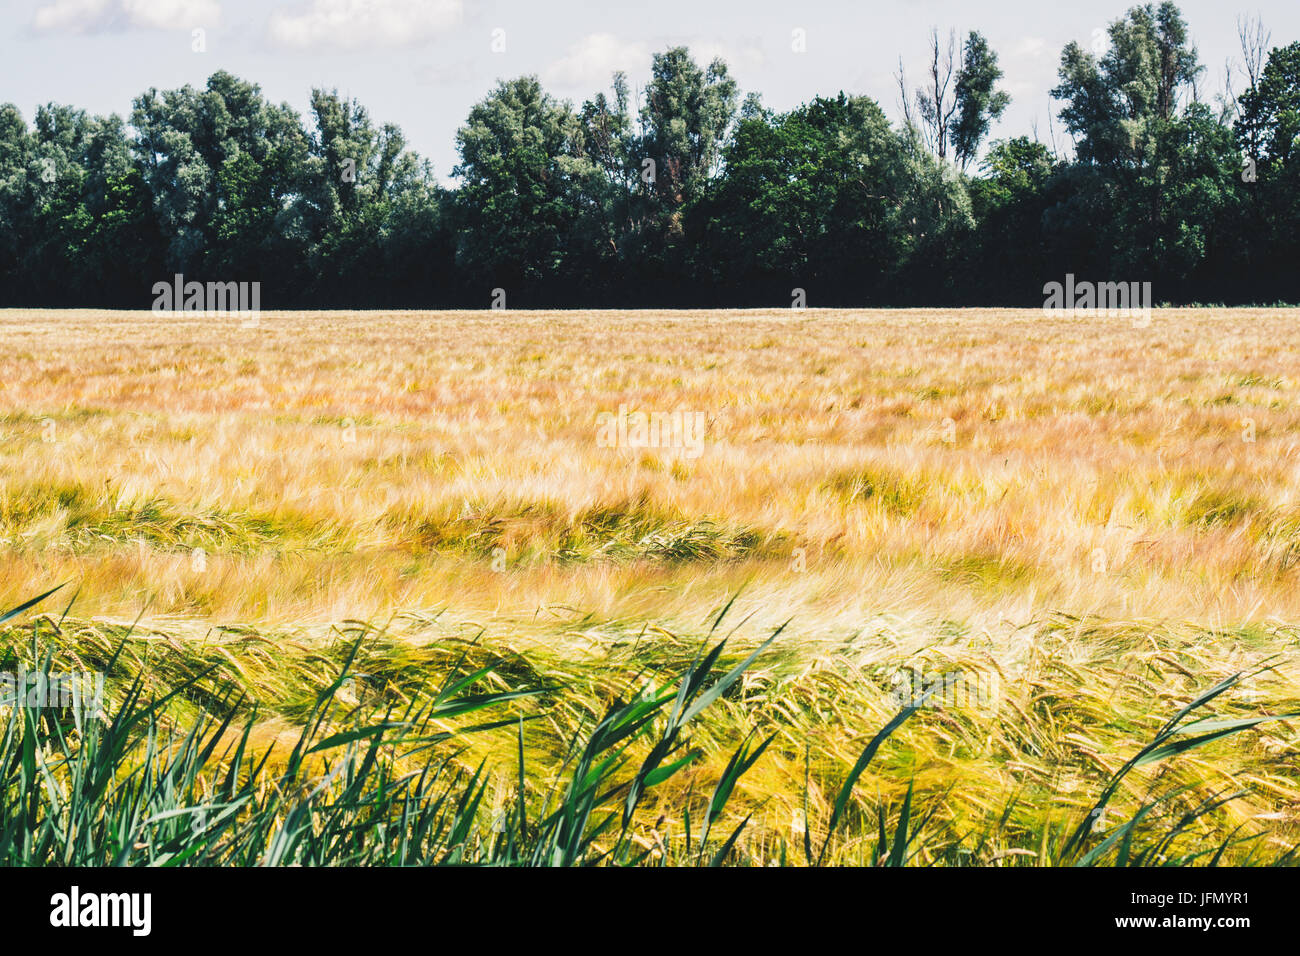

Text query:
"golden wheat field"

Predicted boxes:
[[4, 306, 1300, 864]]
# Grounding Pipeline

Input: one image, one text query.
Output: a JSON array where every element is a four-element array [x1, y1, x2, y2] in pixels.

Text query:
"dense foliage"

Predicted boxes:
[[1, 2, 1297, 308]]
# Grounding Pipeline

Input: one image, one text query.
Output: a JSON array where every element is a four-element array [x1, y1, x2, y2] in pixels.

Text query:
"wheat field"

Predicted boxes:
[[3, 306, 1299, 865]]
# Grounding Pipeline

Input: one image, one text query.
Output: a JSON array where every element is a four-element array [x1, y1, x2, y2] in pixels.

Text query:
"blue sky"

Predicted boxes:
[[4, 0, 1297, 182]]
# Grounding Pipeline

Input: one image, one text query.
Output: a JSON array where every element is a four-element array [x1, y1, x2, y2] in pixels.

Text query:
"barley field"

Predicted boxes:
[[3, 307, 1299, 865]]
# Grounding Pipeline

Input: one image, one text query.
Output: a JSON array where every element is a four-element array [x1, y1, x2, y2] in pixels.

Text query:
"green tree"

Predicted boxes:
[[14, 105, 158, 304], [452, 76, 594, 292], [574, 73, 645, 275], [1233, 41, 1300, 298], [639, 48, 738, 225], [0, 106, 34, 301], [1046, 2, 1228, 291], [695, 93, 969, 304], [950, 32, 1010, 170], [131, 71, 311, 282], [302, 88, 443, 303], [1237, 41, 1300, 170], [1052, 2, 1200, 169]]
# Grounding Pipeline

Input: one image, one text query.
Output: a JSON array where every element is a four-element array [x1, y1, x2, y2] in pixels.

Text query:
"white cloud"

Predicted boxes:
[[1005, 35, 1064, 99], [688, 38, 765, 78], [543, 33, 764, 95], [1011, 36, 1049, 59], [32, 0, 219, 32], [123, 0, 221, 29], [543, 33, 650, 91], [269, 0, 463, 51], [33, 0, 114, 31]]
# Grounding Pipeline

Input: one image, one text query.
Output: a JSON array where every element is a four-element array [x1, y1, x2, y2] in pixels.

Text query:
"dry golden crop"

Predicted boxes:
[[2, 307, 1298, 865]]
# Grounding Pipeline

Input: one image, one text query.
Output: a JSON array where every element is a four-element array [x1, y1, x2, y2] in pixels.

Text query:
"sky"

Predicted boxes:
[[3, 0, 1298, 184]]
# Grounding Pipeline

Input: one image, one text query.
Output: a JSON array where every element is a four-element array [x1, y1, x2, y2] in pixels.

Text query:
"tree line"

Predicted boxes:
[[1, 2, 1298, 309]]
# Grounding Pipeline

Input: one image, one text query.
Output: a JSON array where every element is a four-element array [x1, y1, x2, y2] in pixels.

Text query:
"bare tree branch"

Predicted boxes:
[[914, 27, 959, 160], [1225, 14, 1270, 123]]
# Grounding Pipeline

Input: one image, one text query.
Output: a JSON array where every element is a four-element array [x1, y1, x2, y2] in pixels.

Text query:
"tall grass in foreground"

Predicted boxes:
[[1, 589, 1295, 866]]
